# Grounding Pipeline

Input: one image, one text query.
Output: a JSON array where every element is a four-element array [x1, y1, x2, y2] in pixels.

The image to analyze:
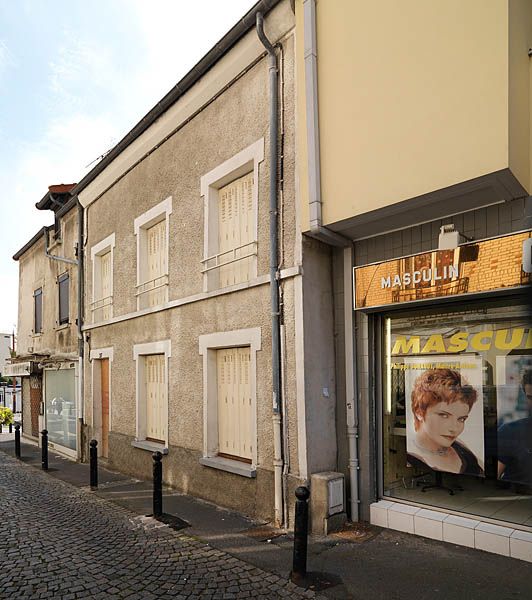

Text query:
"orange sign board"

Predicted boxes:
[[354, 231, 532, 309]]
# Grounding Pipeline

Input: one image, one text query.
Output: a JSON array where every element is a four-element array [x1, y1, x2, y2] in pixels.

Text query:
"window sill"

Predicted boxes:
[[199, 456, 256, 478], [131, 439, 169, 455]]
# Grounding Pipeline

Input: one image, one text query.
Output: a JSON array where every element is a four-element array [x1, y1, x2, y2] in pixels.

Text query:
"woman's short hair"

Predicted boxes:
[[411, 369, 477, 431]]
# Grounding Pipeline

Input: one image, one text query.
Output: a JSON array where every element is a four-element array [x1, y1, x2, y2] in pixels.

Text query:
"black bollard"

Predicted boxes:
[[291, 486, 310, 584], [14, 423, 21, 459], [41, 429, 48, 471], [9, 423, 12, 433], [89, 439, 98, 489], [152, 451, 163, 518]]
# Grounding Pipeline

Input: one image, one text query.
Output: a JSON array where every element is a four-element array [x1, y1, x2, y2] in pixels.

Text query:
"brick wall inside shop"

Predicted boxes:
[[354, 197, 529, 266]]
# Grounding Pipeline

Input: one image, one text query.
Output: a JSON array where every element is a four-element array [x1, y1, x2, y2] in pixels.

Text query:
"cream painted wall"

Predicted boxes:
[[17, 209, 79, 358], [296, 0, 530, 229]]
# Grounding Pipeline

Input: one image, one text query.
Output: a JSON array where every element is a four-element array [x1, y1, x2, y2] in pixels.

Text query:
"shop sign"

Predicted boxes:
[[354, 231, 531, 309], [3, 362, 31, 377], [392, 327, 532, 356]]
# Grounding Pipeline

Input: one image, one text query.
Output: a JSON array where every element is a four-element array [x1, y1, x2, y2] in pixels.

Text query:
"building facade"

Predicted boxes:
[[12, 185, 81, 457], [75, 0, 308, 524], [295, 0, 532, 560]]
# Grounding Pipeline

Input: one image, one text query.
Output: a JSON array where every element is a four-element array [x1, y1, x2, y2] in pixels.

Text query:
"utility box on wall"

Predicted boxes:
[[310, 471, 347, 535]]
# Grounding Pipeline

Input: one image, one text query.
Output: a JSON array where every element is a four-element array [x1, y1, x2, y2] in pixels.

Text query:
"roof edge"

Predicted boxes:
[[72, 0, 281, 197], [12, 227, 48, 261]]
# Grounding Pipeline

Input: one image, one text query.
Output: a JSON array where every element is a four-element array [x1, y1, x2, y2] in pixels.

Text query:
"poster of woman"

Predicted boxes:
[[404, 355, 484, 476], [496, 355, 532, 487]]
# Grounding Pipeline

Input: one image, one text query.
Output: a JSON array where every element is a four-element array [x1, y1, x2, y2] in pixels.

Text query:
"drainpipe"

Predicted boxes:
[[303, 0, 360, 520], [303, 0, 350, 248], [44, 227, 78, 266], [256, 11, 284, 528], [76, 199, 85, 456]]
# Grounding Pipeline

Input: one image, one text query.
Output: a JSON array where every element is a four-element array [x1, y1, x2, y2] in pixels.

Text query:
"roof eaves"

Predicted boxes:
[[72, 0, 281, 197], [12, 227, 48, 261], [55, 196, 78, 219]]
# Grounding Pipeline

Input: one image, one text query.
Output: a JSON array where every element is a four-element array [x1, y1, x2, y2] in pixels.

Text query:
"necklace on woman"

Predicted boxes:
[[414, 440, 449, 456]]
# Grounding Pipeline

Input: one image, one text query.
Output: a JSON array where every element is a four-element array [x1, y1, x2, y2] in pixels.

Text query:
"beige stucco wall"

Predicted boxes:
[[296, 0, 530, 230], [83, 17, 301, 519], [17, 209, 79, 358]]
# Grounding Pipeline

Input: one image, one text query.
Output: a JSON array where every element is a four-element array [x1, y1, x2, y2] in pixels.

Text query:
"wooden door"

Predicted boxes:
[[29, 375, 42, 438], [101, 359, 110, 458]]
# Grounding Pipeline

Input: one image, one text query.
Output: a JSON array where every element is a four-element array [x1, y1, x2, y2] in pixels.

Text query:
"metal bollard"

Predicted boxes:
[[89, 439, 98, 489], [14, 423, 21, 459], [41, 429, 48, 471], [152, 451, 163, 518], [291, 486, 310, 584], [9, 423, 12, 433]]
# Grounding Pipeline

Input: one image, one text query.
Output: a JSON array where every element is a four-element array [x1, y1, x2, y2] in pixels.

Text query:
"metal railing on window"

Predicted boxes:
[[90, 295, 113, 321], [201, 241, 257, 274], [90, 295, 113, 311], [135, 274, 169, 297]]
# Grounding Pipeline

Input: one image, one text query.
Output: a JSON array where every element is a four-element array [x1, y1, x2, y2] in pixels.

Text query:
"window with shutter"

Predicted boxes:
[[216, 346, 252, 461], [135, 201, 171, 311], [200, 140, 263, 292], [143, 220, 167, 307], [58, 273, 69, 325], [34, 288, 43, 333], [218, 173, 254, 287], [90, 233, 115, 323], [99, 251, 112, 320], [145, 354, 166, 443]]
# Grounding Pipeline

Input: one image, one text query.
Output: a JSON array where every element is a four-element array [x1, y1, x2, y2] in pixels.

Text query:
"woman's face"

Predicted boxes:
[[416, 400, 471, 447]]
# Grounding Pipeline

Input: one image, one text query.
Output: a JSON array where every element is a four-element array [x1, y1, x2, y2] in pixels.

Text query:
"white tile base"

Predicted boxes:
[[510, 530, 532, 563], [370, 501, 532, 562], [387, 503, 419, 534], [414, 510, 446, 541], [475, 530, 510, 556]]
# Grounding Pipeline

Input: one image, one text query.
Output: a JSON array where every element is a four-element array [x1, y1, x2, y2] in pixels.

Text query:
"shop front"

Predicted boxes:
[[43, 363, 78, 458], [355, 231, 532, 560]]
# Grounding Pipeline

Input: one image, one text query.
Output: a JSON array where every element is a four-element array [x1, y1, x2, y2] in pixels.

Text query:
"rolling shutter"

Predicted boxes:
[[145, 354, 166, 443], [216, 347, 252, 461]]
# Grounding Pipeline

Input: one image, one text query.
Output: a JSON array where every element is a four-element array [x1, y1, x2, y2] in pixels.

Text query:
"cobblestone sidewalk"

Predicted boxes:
[[0, 452, 322, 599]]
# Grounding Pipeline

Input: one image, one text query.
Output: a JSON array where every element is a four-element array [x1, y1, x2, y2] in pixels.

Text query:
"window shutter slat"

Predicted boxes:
[[216, 346, 252, 461]]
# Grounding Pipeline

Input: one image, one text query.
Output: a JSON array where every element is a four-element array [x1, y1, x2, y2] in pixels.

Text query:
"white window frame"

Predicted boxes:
[[200, 139, 264, 292], [90, 233, 116, 323], [198, 327, 261, 477], [134, 197, 172, 310], [89, 346, 114, 455], [132, 340, 171, 453]]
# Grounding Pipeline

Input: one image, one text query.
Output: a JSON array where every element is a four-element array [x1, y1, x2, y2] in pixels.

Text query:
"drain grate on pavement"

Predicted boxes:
[[331, 521, 378, 543]]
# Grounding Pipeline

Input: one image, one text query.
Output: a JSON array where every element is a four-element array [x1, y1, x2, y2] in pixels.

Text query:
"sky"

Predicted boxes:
[[0, 0, 256, 336]]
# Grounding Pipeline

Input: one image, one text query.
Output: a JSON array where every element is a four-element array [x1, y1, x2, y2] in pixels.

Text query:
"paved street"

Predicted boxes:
[[0, 451, 321, 599]]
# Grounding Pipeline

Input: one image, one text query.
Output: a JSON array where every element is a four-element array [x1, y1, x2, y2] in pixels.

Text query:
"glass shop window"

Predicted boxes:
[[45, 368, 77, 451], [382, 300, 532, 525]]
